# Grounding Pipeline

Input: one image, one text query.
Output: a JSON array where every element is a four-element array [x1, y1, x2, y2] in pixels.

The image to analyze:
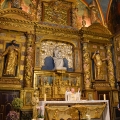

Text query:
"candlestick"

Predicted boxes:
[[44, 93, 46, 101], [103, 94, 106, 100]]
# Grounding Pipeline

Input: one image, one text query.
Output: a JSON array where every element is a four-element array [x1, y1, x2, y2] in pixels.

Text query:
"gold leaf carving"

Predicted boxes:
[[42, 0, 72, 25]]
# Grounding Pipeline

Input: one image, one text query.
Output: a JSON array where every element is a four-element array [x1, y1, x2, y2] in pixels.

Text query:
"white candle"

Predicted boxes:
[[103, 94, 106, 100], [44, 93, 46, 101]]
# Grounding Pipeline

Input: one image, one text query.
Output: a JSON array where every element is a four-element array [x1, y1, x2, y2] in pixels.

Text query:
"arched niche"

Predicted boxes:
[[35, 39, 76, 72]]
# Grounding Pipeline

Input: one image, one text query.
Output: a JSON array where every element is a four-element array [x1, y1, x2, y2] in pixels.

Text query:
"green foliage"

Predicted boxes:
[[12, 97, 23, 110], [37, 114, 44, 118]]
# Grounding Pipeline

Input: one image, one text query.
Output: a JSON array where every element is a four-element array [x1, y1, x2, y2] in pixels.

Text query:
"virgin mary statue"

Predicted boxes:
[[53, 46, 66, 70]]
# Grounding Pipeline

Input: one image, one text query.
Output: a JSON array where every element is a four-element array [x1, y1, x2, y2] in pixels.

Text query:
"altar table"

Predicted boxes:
[[39, 100, 110, 120]]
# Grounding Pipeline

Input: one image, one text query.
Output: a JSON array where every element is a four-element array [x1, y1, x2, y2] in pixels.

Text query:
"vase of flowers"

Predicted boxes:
[[6, 110, 19, 120], [6, 97, 23, 120], [37, 106, 44, 120], [37, 114, 44, 120], [12, 97, 23, 110]]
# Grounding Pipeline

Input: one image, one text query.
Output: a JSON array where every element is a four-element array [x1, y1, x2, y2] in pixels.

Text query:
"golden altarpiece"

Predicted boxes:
[[0, 0, 118, 120]]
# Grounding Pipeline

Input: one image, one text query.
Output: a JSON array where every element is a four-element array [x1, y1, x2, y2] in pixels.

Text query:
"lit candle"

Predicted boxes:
[[44, 93, 46, 101], [103, 94, 106, 100]]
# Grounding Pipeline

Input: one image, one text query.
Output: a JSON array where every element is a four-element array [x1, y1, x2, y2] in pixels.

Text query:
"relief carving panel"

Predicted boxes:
[[42, 0, 72, 25]]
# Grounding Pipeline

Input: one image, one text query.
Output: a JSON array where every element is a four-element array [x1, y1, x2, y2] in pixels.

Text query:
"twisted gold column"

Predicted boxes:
[[24, 32, 34, 87], [82, 40, 91, 89], [106, 44, 115, 88]]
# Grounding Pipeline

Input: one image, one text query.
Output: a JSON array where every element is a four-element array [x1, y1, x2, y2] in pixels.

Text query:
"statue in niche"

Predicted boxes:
[[92, 50, 108, 80], [53, 46, 66, 71], [0, 40, 19, 76]]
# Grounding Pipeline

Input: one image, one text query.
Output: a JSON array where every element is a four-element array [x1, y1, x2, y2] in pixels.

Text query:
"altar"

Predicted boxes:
[[39, 100, 110, 120]]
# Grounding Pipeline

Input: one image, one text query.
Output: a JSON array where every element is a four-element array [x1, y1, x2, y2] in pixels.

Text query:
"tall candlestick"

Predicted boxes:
[[44, 93, 46, 101], [103, 94, 106, 100]]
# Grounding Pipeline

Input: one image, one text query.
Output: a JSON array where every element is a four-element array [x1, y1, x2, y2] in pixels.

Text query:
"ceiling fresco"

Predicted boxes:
[[81, 0, 112, 23]]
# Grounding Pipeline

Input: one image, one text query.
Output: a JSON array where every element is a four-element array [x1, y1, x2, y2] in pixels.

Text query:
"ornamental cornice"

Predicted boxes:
[[82, 34, 109, 42], [94, 83, 110, 87], [0, 17, 35, 24], [0, 8, 32, 21], [80, 28, 113, 39], [36, 24, 79, 34], [0, 17, 36, 32], [0, 17, 79, 39], [36, 24, 79, 39]]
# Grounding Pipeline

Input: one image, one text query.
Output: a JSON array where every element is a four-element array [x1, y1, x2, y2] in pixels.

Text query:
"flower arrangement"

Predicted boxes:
[[37, 106, 44, 119], [6, 111, 19, 120], [12, 97, 23, 110]]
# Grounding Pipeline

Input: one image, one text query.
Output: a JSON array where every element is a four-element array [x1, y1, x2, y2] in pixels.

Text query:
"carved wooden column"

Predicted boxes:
[[106, 44, 115, 88], [24, 32, 34, 88], [82, 39, 91, 89]]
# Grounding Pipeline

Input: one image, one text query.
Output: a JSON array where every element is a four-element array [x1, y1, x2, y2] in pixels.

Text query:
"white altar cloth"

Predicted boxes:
[[39, 100, 110, 120]]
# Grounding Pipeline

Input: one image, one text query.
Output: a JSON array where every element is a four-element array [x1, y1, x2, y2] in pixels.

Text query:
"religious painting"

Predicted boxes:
[[25, 92, 32, 105], [73, 0, 91, 29], [1, 0, 21, 9], [88, 92, 93, 100]]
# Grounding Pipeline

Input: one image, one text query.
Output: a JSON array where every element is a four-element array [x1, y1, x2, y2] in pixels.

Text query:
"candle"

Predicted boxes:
[[44, 93, 46, 101], [103, 94, 106, 100]]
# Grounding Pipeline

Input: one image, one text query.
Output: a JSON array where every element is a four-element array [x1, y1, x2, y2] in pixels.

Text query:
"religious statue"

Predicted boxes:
[[92, 50, 108, 80], [0, 40, 19, 76], [53, 46, 66, 70], [89, 0, 101, 24], [31, 91, 39, 119]]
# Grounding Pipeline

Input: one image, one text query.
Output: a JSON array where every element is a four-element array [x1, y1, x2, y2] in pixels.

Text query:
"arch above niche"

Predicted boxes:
[[0, 8, 32, 21]]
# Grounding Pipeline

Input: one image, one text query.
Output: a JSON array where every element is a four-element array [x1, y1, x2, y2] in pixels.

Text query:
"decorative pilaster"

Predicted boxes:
[[72, 6, 77, 28], [74, 48, 81, 72], [106, 44, 115, 88], [82, 40, 91, 89], [24, 32, 34, 88]]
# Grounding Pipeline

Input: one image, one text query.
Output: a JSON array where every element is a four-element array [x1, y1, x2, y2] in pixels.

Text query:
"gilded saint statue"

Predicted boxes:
[[0, 40, 19, 76], [31, 91, 39, 119], [92, 50, 108, 80]]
